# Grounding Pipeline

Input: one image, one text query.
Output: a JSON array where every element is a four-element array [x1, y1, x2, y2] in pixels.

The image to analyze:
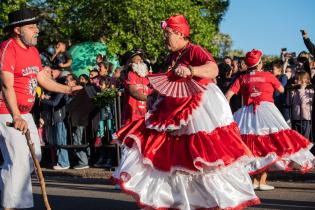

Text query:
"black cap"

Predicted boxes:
[[121, 49, 145, 66], [4, 8, 39, 32]]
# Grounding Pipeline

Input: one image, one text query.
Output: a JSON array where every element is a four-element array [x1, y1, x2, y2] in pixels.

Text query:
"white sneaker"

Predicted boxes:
[[253, 184, 259, 190], [259, 184, 275, 191], [53, 165, 70, 170]]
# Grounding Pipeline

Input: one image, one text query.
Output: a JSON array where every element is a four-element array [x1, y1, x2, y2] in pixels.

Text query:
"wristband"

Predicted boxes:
[[188, 65, 195, 77]]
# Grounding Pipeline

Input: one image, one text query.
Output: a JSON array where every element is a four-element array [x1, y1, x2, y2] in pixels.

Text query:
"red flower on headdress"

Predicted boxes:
[[160, 21, 167, 30]]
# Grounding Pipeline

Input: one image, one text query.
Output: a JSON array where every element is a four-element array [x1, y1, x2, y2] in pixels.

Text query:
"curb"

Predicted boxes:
[[40, 168, 315, 182], [41, 168, 112, 179]]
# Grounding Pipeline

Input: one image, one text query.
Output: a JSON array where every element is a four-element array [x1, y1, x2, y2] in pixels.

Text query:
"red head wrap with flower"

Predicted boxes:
[[245, 49, 263, 68], [161, 15, 190, 37]]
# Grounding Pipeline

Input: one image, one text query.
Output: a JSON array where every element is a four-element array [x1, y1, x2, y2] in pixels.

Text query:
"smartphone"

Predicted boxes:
[[281, 48, 287, 52], [300, 30, 306, 35]]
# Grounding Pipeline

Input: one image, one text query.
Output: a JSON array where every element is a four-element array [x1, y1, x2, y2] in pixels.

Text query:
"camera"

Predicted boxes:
[[300, 30, 306, 35], [284, 52, 296, 58], [281, 48, 287, 52]]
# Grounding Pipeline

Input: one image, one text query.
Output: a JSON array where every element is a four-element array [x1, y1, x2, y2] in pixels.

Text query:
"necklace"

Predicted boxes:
[[167, 43, 191, 72]]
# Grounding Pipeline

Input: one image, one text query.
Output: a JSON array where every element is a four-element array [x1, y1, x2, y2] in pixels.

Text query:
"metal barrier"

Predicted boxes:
[[40, 87, 123, 168]]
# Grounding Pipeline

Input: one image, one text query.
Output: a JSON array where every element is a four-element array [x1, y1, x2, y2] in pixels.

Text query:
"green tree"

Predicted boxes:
[[104, 0, 230, 60], [194, 0, 230, 29], [31, 0, 112, 47], [0, 0, 29, 40], [212, 33, 232, 57], [7, 0, 229, 61], [227, 49, 246, 58]]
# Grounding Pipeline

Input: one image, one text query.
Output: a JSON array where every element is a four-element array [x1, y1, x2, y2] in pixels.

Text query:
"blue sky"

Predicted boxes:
[[219, 0, 315, 56]]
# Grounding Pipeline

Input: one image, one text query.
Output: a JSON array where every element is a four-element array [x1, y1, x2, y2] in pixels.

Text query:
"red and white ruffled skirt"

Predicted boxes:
[[234, 101, 315, 174], [112, 84, 260, 210]]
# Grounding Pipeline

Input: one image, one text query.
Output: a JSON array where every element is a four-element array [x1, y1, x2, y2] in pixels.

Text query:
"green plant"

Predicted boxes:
[[92, 88, 119, 107]]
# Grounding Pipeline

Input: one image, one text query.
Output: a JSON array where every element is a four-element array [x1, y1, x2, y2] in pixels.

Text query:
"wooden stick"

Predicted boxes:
[[7, 122, 52, 210]]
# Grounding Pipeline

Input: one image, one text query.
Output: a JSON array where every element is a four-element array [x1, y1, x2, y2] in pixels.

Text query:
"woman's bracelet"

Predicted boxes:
[[188, 65, 195, 77]]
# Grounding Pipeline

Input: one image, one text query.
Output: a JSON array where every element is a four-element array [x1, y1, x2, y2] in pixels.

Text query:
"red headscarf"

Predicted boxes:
[[161, 15, 190, 37], [245, 49, 262, 68]]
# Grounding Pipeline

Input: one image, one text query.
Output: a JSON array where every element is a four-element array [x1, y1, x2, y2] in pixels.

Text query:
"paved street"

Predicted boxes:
[[28, 177, 315, 210], [250, 181, 315, 210]]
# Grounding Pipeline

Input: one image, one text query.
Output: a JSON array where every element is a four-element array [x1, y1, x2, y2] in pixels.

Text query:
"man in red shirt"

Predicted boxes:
[[121, 49, 152, 125], [0, 8, 81, 210]]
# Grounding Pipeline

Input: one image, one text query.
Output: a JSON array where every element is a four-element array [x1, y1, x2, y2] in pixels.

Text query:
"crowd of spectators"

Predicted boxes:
[[217, 30, 314, 143]]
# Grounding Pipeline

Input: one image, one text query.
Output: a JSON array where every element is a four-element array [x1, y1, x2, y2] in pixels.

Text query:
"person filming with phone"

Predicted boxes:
[[301, 29, 315, 144], [301, 30, 315, 57]]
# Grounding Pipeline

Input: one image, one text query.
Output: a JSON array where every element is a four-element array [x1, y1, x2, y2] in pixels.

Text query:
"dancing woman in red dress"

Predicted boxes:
[[226, 49, 315, 191], [112, 15, 260, 210]]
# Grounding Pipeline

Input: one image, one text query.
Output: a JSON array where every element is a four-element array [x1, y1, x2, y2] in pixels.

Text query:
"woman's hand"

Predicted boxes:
[[174, 65, 192, 78]]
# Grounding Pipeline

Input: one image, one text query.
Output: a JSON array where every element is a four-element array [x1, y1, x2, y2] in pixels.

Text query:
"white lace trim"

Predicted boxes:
[[145, 84, 234, 134], [145, 111, 192, 132]]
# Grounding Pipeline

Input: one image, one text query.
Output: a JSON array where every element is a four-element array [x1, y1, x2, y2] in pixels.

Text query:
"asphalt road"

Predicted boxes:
[[28, 178, 315, 210]]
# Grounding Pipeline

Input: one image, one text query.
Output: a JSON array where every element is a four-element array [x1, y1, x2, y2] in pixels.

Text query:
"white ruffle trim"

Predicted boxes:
[[145, 83, 234, 135], [145, 111, 192, 133], [245, 152, 279, 174], [113, 146, 258, 210], [245, 144, 315, 174], [270, 144, 315, 172]]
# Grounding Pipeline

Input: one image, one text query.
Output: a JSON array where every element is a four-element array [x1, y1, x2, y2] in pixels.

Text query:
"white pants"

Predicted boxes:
[[0, 114, 41, 209]]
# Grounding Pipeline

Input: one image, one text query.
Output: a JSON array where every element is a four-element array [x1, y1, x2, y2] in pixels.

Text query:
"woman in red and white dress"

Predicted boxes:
[[112, 15, 260, 210], [226, 49, 315, 191]]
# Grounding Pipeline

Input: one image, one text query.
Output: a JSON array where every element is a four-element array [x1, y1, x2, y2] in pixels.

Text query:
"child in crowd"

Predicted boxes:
[[111, 67, 124, 90], [79, 74, 90, 86], [272, 61, 290, 123], [89, 69, 100, 87], [94, 77, 115, 168], [287, 71, 314, 140]]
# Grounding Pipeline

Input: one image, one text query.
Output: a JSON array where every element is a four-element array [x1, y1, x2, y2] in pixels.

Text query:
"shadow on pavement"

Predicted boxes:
[[32, 179, 119, 194], [252, 198, 315, 209], [27, 193, 138, 210]]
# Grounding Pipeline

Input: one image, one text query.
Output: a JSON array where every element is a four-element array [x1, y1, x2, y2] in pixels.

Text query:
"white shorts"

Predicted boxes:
[[0, 114, 41, 209]]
